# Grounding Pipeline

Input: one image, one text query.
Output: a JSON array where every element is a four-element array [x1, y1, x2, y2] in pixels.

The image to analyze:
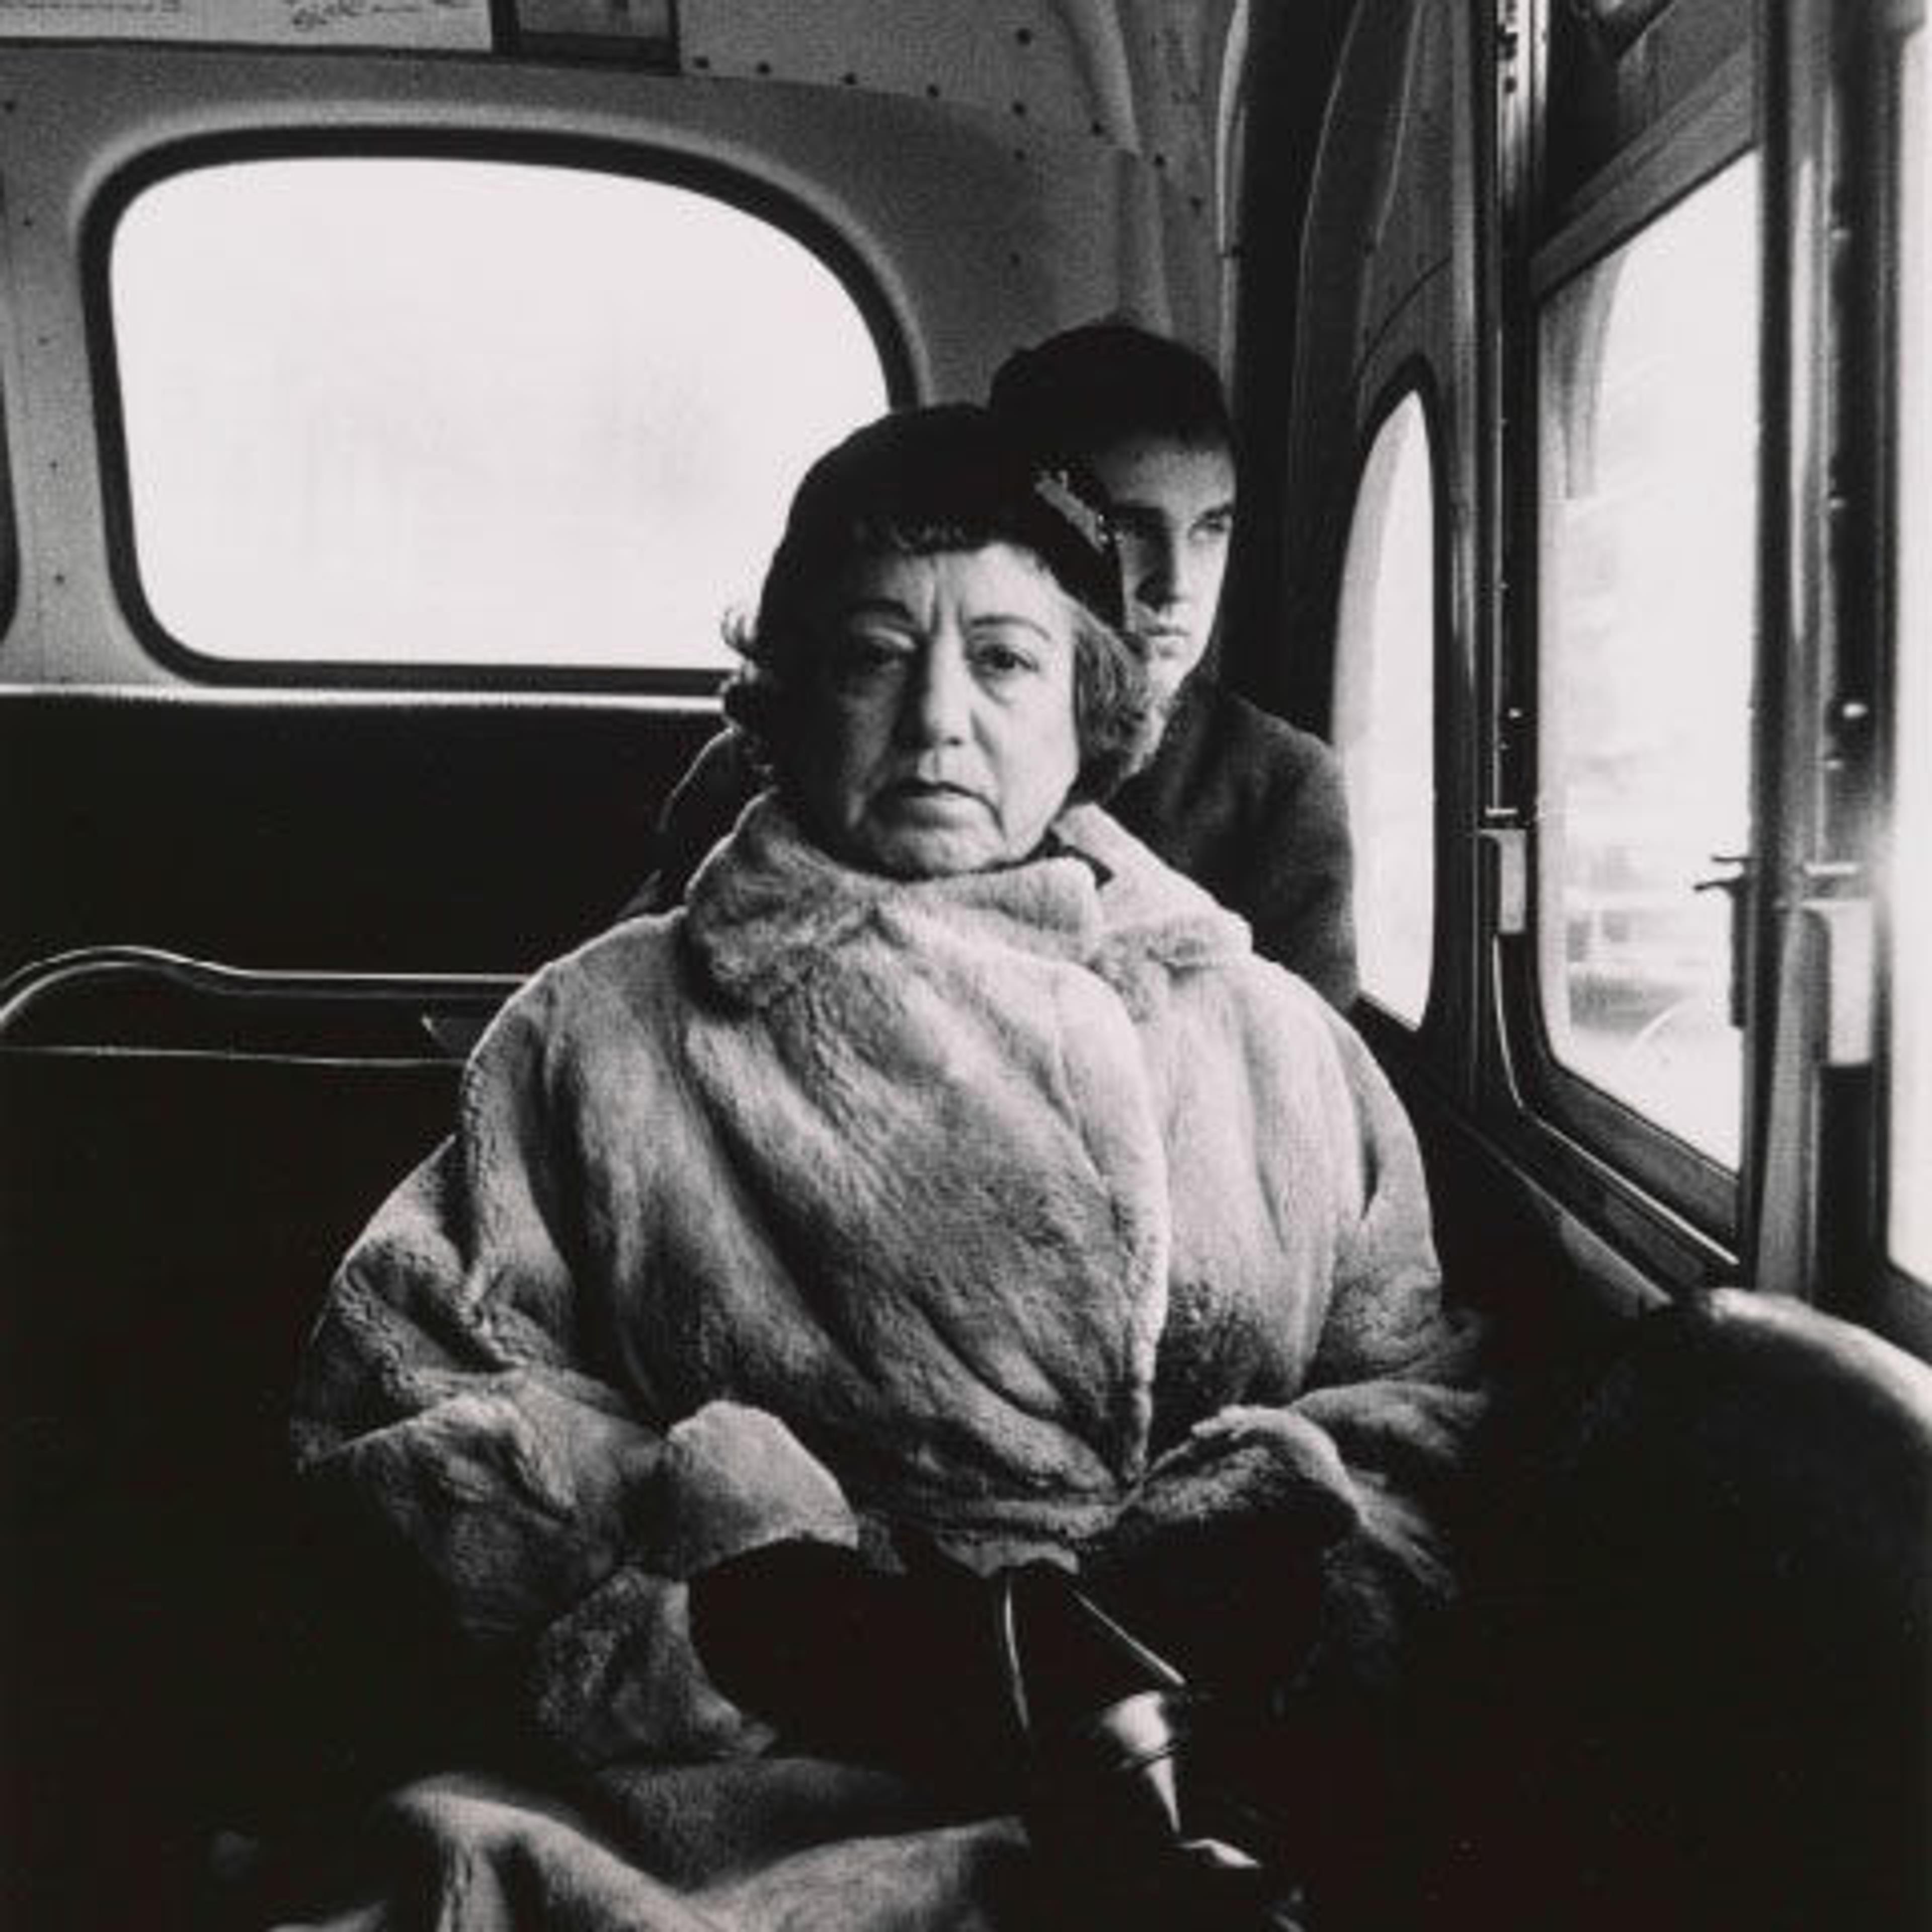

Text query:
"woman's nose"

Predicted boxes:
[[898, 636, 973, 745]]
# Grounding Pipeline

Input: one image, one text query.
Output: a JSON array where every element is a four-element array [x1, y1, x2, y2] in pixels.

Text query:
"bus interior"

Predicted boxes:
[[0, 1, 1927, 1925]]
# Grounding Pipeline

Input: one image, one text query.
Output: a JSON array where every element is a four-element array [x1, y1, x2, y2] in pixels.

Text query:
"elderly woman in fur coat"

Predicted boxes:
[[291, 405, 1486, 1932]]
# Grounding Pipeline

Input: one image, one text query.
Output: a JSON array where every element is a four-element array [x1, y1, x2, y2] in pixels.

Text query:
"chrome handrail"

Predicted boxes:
[[0, 945, 525, 1041]]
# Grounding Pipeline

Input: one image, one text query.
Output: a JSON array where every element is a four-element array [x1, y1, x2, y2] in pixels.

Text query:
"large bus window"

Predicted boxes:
[[1892, 14, 1929, 1285], [1535, 156, 1758, 1165], [1333, 389, 1437, 1026], [107, 157, 890, 676]]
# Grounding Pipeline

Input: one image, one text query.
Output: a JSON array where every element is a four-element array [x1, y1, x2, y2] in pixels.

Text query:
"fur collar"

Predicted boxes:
[[683, 796, 1250, 1010]]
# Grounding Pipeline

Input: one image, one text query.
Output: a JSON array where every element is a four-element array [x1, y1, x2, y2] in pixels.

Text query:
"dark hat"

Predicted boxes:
[[769, 403, 1123, 629]]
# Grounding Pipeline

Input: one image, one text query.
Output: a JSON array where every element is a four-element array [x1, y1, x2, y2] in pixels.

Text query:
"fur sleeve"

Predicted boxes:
[[291, 968, 856, 1767], [1101, 998, 1488, 1720], [1304, 1007, 1476, 1391], [1284, 1007, 1489, 1706]]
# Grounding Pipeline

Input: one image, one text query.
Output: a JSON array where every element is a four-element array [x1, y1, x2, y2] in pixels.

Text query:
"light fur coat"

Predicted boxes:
[[289, 798, 1482, 1927]]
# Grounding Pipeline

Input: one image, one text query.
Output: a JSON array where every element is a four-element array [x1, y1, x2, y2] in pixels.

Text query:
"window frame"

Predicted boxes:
[[1870, 0, 1932, 1345], [1476, 0, 1932, 1344], [82, 128, 913, 694], [1489, 2, 1758, 1253]]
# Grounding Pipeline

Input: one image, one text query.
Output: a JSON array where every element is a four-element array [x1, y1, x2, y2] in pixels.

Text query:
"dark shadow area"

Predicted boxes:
[[0, 1048, 496, 1930], [1427, 1288, 1932, 1932]]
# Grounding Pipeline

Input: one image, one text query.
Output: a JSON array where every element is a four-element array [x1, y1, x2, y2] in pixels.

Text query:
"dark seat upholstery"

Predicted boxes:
[[0, 1047, 473, 1931], [1439, 1287, 1932, 1932]]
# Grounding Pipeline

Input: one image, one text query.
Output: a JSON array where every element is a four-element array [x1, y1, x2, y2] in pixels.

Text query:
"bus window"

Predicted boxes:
[[1892, 12, 1929, 1285], [1535, 155, 1759, 1166], [107, 156, 890, 676], [1333, 388, 1437, 1026]]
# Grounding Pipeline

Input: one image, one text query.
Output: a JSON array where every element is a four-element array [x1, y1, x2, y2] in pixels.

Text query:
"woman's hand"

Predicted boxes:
[[1136, 1406, 1363, 1551], [687, 1539, 1021, 1798], [1084, 1407, 1365, 1692]]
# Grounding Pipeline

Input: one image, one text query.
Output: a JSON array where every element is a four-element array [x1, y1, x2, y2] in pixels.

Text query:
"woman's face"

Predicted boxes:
[[789, 543, 1082, 877]]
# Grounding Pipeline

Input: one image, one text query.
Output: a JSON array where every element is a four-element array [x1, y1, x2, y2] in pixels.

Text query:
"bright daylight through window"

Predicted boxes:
[[1333, 391, 1436, 1027], [1537, 156, 1759, 1164], [110, 157, 889, 671]]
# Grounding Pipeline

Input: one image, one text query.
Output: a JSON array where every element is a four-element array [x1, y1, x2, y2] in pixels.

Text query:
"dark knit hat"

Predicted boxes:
[[758, 403, 1123, 634]]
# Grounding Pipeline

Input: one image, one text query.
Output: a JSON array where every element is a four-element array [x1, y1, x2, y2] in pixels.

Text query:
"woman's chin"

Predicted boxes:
[[862, 826, 1007, 878], [837, 805, 1022, 878]]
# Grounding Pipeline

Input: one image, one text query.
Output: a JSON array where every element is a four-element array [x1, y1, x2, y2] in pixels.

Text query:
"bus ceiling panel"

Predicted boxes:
[[1279, 0, 1463, 689], [0, 0, 1245, 203], [1301, 0, 1459, 351], [0, 46, 1222, 689], [679, 0, 1241, 213], [3, 45, 1218, 383]]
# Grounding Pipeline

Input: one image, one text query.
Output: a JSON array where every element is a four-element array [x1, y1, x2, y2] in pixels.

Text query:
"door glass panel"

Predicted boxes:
[[110, 157, 890, 672], [1332, 391, 1436, 1025], [1536, 156, 1759, 1162]]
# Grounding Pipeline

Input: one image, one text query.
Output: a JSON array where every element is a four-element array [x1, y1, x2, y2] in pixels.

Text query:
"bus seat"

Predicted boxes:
[[1439, 1285, 1932, 1932], [0, 979, 489, 1931]]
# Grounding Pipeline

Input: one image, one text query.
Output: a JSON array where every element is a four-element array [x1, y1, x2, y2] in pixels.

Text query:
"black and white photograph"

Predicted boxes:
[[1, 3, 1926, 1928]]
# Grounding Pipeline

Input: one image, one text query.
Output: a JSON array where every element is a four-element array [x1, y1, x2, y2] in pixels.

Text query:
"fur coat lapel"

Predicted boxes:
[[683, 795, 1249, 1012], [664, 800, 1250, 1528]]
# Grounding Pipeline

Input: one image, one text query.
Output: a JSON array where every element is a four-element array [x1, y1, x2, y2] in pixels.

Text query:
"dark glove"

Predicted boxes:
[[687, 1538, 1019, 1797], [1084, 1412, 1360, 1694]]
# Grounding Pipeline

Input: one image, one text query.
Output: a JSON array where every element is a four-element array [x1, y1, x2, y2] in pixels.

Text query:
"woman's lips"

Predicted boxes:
[[880, 777, 983, 814]]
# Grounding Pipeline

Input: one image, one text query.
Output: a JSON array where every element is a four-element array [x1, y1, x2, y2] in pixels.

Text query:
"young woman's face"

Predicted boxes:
[[790, 544, 1082, 877]]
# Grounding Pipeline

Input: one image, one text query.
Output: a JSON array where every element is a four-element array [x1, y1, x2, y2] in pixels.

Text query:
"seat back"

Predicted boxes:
[[1, 969, 485, 1929], [1445, 1287, 1932, 1931]]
